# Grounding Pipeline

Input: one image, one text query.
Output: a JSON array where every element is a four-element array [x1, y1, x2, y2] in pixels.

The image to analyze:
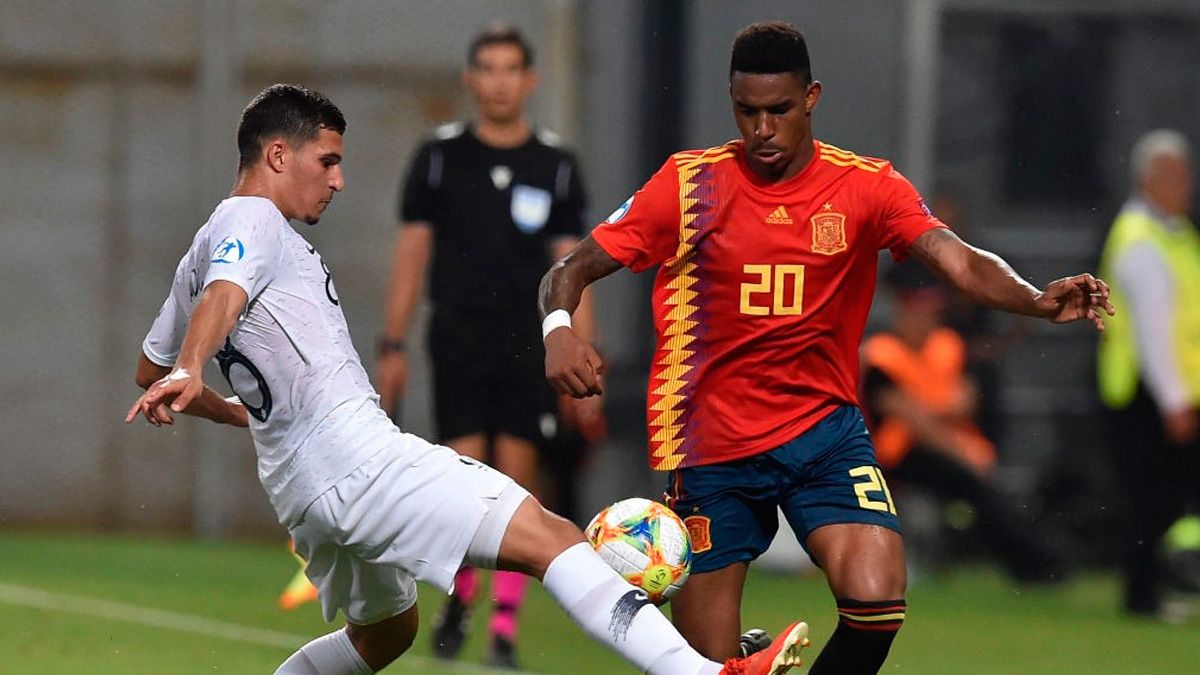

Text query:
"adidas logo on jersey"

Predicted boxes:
[[766, 206, 794, 224]]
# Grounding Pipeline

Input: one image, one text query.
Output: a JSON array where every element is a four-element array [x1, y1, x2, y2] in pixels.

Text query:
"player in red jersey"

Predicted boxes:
[[540, 21, 1113, 674]]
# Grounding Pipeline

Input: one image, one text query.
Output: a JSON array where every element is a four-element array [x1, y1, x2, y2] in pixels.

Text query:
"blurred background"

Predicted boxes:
[[2, 0, 1200, 672]]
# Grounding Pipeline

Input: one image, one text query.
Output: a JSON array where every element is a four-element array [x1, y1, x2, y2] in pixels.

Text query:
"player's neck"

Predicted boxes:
[[230, 171, 289, 219], [473, 115, 532, 149], [778, 137, 816, 182]]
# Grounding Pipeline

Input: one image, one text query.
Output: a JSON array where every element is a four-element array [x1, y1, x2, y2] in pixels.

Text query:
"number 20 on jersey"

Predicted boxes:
[[740, 264, 805, 316]]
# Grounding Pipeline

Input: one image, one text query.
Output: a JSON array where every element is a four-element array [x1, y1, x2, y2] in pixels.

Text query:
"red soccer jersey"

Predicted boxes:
[[591, 140, 944, 471]]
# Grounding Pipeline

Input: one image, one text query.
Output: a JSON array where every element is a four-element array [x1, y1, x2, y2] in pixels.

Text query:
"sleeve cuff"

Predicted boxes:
[[142, 340, 176, 367]]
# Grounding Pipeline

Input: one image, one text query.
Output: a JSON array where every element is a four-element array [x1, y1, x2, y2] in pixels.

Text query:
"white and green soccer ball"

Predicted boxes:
[[585, 497, 693, 604]]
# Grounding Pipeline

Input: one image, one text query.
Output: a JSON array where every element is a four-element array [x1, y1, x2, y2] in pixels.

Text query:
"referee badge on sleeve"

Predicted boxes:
[[511, 184, 552, 233]]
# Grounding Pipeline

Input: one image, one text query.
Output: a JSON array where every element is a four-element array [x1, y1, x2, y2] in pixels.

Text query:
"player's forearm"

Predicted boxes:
[[956, 247, 1046, 317], [539, 237, 621, 318], [539, 257, 588, 318], [175, 282, 246, 372], [913, 229, 1044, 318], [182, 388, 249, 427]]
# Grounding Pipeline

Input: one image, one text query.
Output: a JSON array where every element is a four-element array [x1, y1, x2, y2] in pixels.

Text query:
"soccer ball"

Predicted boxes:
[[585, 497, 692, 604]]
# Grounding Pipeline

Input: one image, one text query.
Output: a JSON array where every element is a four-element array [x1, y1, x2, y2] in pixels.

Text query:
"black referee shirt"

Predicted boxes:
[[400, 122, 587, 321]]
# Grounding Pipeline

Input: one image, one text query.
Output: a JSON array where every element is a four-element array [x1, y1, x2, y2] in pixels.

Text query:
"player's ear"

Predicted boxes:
[[522, 67, 539, 95], [265, 138, 287, 174], [805, 80, 823, 114]]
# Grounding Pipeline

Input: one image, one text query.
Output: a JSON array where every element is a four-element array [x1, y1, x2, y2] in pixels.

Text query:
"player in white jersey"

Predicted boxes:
[[125, 83, 810, 675]]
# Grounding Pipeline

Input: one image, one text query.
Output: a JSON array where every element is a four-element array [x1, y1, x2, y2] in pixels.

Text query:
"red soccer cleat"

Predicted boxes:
[[720, 621, 810, 675]]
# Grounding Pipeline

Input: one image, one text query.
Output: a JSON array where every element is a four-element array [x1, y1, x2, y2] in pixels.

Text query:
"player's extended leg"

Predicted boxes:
[[804, 523, 906, 675], [486, 433, 542, 666], [431, 432, 489, 659], [275, 604, 418, 674], [668, 562, 749, 660], [487, 495, 808, 675]]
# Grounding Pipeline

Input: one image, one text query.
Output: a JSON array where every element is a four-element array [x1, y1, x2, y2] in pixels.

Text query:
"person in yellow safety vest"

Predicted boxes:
[[863, 262, 1063, 583], [1096, 129, 1200, 619]]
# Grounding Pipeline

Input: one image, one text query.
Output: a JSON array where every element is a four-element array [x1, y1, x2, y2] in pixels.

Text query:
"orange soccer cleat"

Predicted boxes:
[[720, 621, 811, 675]]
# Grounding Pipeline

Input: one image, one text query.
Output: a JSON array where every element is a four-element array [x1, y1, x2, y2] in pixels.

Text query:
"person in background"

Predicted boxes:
[[862, 262, 1063, 583], [1097, 129, 1200, 619], [375, 23, 603, 668]]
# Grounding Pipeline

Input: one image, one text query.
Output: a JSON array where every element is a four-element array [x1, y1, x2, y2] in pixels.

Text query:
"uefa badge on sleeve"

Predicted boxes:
[[211, 236, 246, 264]]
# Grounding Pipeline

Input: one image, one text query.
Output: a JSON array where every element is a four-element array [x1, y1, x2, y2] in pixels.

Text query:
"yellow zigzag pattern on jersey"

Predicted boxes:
[[819, 143, 887, 173], [646, 147, 730, 470]]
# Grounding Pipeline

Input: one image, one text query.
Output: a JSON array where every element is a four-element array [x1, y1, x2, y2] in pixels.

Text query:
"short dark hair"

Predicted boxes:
[[468, 23, 534, 69], [730, 21, 811, 82], [237, 84, 346, 170]]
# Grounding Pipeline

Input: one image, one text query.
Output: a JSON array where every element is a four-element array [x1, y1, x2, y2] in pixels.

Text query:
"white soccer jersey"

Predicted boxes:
[[143, 196, 395, 525]]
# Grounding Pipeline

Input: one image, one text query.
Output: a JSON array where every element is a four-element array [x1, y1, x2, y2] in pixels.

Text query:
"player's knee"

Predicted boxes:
[[499, 499, 586, 578], [345, 611, 417, 670]]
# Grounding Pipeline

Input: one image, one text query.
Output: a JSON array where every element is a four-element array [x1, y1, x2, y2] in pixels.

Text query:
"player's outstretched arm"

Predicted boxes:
[[911, 228, 1115, 331], [539, 236, 622, 398], [125, 281, 249, 426]]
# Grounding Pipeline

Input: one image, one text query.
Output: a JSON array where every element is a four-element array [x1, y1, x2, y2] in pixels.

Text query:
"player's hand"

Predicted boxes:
[[559, 394, 607, 442], [125, 368, 205, 425], [375, 351, 408, 415], [1035, 273, 1115, 331], [1163, 408, 1199, 446], [545, 328, 604, 397]]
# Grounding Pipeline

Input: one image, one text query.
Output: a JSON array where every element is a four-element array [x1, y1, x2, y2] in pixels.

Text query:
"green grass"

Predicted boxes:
[[0, 530, 1196, 674]]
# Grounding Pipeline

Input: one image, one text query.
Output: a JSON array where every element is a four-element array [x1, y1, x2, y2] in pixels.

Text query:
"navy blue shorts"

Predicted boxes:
[[664, 406, 901, 574]]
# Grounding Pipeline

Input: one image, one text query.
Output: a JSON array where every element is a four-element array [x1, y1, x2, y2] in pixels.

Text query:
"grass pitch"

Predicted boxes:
[[0, 530, 1196, 674]]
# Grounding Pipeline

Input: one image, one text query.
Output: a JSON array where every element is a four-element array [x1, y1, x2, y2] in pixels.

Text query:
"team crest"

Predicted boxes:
[[683, 515, 712, 553], [810, 210, 848, 255]]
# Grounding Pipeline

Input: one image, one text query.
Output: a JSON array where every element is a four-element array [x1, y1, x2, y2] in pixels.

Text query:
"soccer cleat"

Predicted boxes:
[[278, 541, 318, 611], [431, 594, 471, 660], [486, 634, 519, 669], [738, 628, 773, 658], [721, 621, 810, 675]]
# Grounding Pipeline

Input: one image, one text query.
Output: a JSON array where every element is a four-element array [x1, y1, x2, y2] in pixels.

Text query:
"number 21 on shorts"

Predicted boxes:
[[848, 465, 897, 515]]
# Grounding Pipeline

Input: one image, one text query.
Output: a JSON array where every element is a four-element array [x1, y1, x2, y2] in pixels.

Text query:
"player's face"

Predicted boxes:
[[730, 72, 822, 181], [285, 128, 344, 225], [1143, 153, 1193, 217], [465, 43, 536, 124]]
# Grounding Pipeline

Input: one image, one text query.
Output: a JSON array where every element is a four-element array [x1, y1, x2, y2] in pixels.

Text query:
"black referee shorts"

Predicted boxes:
[[428, 313, 555, 446]]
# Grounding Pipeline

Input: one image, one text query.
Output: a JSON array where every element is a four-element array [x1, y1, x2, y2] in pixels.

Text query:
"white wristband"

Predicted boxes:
[[542, 309, 572, 340]]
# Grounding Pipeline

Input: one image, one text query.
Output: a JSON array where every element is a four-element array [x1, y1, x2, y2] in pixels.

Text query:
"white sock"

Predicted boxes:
[[542, 543, 721, 675], [275, 628, 373, 675]]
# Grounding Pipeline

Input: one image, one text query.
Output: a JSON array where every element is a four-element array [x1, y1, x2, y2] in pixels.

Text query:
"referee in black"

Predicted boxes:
[[376, 24, 603, 670]]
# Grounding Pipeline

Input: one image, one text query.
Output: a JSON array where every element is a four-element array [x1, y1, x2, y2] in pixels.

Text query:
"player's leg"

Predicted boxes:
[[803, 524, 906, 675], [668, 563, 749, 658], [482, 493, 808, 675], [486, 432, 541, 666], [430, 332, 490, 660], [278, 484, 422, 674], [431, 431, 490, 660], [782, 407, 906, 675], [276, 601, 418, 674], [662, 452, 784, 660]]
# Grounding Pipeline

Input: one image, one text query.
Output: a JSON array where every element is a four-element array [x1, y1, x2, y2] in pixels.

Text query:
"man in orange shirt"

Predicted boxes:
[[863, 263, 1062, 583], [540, 21, 1112, 673]]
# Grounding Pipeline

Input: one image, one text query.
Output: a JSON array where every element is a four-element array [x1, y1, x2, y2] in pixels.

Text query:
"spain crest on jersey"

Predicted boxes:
[[810, 210, 848, 255]]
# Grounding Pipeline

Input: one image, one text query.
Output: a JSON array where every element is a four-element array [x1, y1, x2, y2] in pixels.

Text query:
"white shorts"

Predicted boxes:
[[289, 434, 530, 625]]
